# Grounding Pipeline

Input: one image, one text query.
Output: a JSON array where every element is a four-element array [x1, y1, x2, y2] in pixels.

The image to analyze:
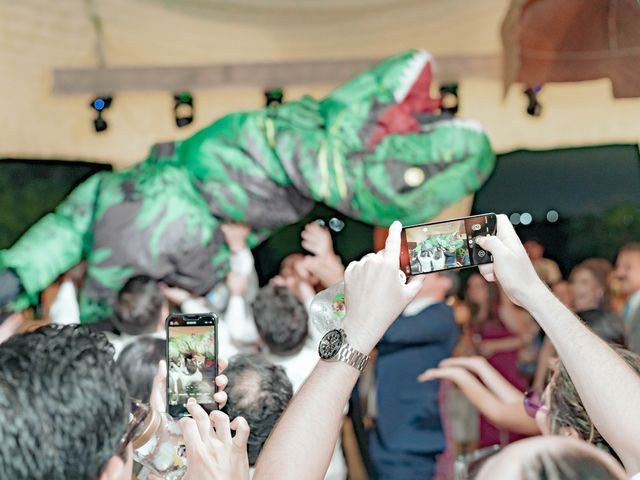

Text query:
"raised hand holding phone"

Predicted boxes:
[[166, 313, 220, 418]]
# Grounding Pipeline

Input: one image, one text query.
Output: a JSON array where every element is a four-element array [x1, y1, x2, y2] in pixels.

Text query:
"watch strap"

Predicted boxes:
[[336, 343, 369, 372]]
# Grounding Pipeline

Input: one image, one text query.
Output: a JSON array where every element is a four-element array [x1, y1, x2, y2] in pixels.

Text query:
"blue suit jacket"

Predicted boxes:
[[375, 302, 458, 454]]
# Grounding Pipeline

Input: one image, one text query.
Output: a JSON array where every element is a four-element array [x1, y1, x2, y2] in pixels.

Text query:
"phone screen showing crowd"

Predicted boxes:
[[167, 315, 218, 417], [401, 214, 495, 276]]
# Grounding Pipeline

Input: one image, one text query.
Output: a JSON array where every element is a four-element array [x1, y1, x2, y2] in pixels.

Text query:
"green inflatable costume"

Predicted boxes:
[[0, 50, 495, 322]]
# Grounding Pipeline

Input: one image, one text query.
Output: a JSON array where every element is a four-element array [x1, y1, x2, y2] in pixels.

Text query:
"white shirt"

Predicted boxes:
[[105, 330, 165, 359], [402, 297, 438, 317], [49, 280, 81, 325]]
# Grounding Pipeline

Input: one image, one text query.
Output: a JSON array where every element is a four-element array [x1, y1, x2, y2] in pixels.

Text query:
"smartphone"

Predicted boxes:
[[166, 313, 219, 418], [400, 213, 497, 276]]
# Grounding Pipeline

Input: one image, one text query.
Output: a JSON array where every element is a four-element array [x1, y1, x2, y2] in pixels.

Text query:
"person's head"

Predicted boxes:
[[570, 259, 612, 312], [552, 279, 574, 310], [465, 273, 500, 321], [476, 436, 626, 480], [416, 270, 455, 302], [0, 325, 131, 480], [524, 239, 545, 261], [615, 243, 640, 296], [117, 337, 166, 403], [112, 275, 168, 335], [543, 346, 640, 459], [279, 253, 320, 287], [252, 284, 308, 356], [279, 253, 305, 279], [222, 354, 293, 466]]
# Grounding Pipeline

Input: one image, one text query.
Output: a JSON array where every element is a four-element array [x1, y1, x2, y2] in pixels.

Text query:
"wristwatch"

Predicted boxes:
[[318, 329, 369, 372]]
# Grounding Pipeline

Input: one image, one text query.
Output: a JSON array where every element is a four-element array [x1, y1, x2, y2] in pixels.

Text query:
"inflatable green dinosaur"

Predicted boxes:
[[0, 49, 495, 322]]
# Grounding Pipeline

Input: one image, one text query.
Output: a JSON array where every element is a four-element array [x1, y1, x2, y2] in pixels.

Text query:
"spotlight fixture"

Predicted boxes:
[[90, 95, 112, 133], [439, 83, 459, 116], [265, 88, 284, 107], [524, 85, 542, 117], [174, 92, 194, 128]]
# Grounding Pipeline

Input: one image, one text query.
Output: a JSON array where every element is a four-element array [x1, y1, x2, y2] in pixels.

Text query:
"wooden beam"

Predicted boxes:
[[52, 54, 501, 95]]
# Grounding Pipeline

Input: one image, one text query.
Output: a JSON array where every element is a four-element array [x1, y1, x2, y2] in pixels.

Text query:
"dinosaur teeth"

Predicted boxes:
[[419, 118, 484, 133], [393, 50, 432, 103]]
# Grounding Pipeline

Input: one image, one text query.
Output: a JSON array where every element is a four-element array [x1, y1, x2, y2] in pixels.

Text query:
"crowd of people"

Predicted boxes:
[[0, 214, 639, 480]]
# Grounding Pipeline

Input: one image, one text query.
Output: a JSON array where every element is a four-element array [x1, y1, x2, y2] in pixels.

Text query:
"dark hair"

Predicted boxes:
[[439, 271, 460, 297], [548, 346, 640, 461], [222, 353, 293, 465], [117, 337, 166, 402], [578, 309, 626, 347], [252, 285, 308, 356], [113, 275, 164, 335], [522, 448, 622, 479], [0, 325, 129, 480]]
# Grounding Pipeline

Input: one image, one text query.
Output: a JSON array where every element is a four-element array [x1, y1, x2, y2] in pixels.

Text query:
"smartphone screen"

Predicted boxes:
[[400, 213, 497, 276], [166, 313, 218, 418]]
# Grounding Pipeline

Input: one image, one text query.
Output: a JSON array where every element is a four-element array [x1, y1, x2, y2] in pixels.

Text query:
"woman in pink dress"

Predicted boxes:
[[465, 273, 536, 447]]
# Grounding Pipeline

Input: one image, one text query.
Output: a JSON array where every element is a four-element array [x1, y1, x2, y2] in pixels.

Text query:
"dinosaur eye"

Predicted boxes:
[[404, 167, 426, 188]]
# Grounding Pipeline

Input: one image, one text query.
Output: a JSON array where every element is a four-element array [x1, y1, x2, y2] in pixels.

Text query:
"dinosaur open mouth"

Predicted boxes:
[[368, 50, 441, 149], [393, 50, 433, 104]]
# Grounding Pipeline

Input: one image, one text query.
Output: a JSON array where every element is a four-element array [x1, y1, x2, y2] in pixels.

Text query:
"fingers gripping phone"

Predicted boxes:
[[400, 213, 497, 276], [166, 313, 219, 418]]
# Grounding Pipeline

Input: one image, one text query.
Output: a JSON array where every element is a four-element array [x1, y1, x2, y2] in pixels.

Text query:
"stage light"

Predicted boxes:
[[546, 210, 559, 223], [174, 92, 194, 128], [90, 95, 113, 133], [265, 88, 284, 107], [520, 212, 533, 225], [510, 213, 521, 225], [93, 113, 107, 132], [439, 83, 459, 116], [524, 85, 542, 117]]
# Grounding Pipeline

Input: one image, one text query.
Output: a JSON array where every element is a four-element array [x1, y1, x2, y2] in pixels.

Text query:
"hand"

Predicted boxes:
[[150, 358, 229, 413], [302, 255, 345, 288], [181, 401, 250, 480], [417, 366, 473, 384], [221, 223, 251, 254], [0, 311, 24, 344], [478, 340, 498, 358], [161, 285, 193, 306], [439, 355, 490, 373], [475, 214, 544, 306], [342, 221, 424, 353], [301, 222, 335, 257], [227, 272, 249, 297], [270, 275, 315, 306]]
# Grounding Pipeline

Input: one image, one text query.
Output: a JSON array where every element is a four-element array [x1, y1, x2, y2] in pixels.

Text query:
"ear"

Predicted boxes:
[[98, 456, 125, 480], [563, 426, 581, 439], [98, 444, 132, 480]]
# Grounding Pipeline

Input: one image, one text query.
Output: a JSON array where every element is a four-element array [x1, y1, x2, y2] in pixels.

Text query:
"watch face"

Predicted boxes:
[[319, 330, 343, 359]]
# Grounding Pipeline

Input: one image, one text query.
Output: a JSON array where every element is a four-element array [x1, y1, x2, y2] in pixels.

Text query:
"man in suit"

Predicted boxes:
[[371, 271, 459, 479], [615, 243, 640, 352]]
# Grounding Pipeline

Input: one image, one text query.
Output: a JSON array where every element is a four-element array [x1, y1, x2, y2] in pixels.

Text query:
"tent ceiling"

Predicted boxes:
[[0, 0, 638, 166]]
